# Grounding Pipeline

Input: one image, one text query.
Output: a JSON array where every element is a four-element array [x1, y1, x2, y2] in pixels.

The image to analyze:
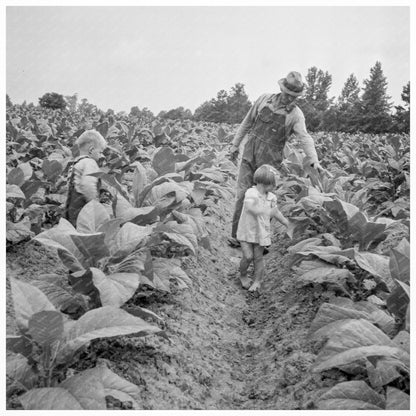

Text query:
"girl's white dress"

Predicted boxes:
[[236, 186, 277, 246]]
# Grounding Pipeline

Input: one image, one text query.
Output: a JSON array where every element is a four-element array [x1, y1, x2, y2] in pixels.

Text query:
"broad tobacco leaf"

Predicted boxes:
[[313, 344, 409, 375], [152, 257, 192, 291], [385, 387, 410, 410], [288, 237, 322, 254], [68, 365, 140, 409], [60, 368, 106, 409], [171, 208, 208, 239], [286, 217, 313, 239], [324, 199, 360, 232], [76, 200, 111, 234], [312, 319, 409, 374], [21, 180, 44, 202], [69, 231, 109, 267], [197, 167, 225, 183], [329, 298, 395, 337], [366, 356, 407, 388], [56, 306, 162, 363], [6, 218, 34, 243], [309, 303, 370, 336], [292, 259, 334, 274], [123, 305, 162, 321], [389, 238, 410, 283], [317, 380, 385, 410], [152, 146, 176, 175], [97, 218, 125, 251], [32, 274, 88, 315], [147, 181, 190, 206], [298, 194, 333, 211], [6, 184, 26, 199], [28, 310, 64, 347], [88, 172, 129, 201], [392, 330, 410, 354], [90, 268, 140, 307], [130, 161, 148, 207], [7, 167, 26, 186], [34, 218, 84, 271], [297, 267, 354, 296], [348, 211, 386, 250], [6, 353, 38, 390], [112, 222, 153, 257], [141, 173, 184, 203], [115, 194, 158, 224], [386, 282, 409, 320], [315, 318, 393, 357], [354, 251, 394, 291], [158, 220, 198, 255], [10, 277, 56, 331], [19, 387, 84, 410], [109, 247, 153, 280], [42, 159, 63, 182], [6, 334, 33, 358]]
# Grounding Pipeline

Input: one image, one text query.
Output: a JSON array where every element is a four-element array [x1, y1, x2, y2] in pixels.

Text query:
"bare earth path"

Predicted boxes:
[[6, 199, 334, 410]]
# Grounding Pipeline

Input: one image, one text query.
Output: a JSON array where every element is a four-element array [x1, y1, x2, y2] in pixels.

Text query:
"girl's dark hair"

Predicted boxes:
[[253, 164, 277, 186]]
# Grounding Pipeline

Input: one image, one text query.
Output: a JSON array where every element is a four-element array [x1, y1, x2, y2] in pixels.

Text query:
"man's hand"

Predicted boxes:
[[229, 144, 239, 162], [311, 162, 333, 178]]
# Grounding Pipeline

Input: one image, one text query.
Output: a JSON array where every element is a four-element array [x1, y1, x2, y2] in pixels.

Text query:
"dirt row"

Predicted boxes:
[[6, 197, 336, 410]]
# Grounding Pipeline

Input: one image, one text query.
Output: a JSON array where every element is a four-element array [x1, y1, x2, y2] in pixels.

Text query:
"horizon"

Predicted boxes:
[[6, 6, 410, 115]]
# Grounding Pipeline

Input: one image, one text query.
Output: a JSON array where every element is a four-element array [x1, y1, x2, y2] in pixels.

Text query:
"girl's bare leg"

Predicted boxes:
[[239, 241, 254, 289], [248, 245, 265, 292]]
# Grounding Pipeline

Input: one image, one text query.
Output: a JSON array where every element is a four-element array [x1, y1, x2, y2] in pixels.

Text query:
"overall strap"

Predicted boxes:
[[64, 156, 91, 219]]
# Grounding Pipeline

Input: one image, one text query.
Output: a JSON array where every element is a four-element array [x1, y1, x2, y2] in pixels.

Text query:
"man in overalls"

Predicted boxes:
[[228, 71, 325, 247]]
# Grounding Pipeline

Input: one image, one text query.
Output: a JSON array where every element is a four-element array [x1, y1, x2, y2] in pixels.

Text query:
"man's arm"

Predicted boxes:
[[290, 107, 320, 168], [230, 93, 270, 156]]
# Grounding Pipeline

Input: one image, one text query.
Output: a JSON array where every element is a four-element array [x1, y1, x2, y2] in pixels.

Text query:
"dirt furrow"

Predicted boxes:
[[6, 198, 329, 410]]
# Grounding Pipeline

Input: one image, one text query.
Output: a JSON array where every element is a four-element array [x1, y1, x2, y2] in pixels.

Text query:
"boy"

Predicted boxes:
[[64, 130, 107, 226]]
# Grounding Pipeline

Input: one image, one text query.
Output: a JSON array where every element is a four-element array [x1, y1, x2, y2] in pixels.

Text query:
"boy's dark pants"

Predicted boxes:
[[64, 190, 87, 227]]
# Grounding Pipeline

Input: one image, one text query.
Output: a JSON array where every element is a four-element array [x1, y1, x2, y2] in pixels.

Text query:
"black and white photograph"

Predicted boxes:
[[4, 1, 412, 411]]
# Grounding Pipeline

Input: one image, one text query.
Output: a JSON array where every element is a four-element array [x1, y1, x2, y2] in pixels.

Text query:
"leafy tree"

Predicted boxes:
[[6, 94, 13, 107], [392, 82, 410, 133], [129, 106, 155, 125], [298, 67, 333, 131], [158, 106, 193, 120], [194, 100, 214, 122], [65, 93, 78, 112], [78, 97, 97, 116], [227, 83, 251, 124], [339, 73, 360, 106], [130, 106, 141, 117], [38, 92, 67, 110], [194, 83, 251, 123], [335, 73, 362, 132], [194, 90, 228, 123], [360, 61, 392, 133]]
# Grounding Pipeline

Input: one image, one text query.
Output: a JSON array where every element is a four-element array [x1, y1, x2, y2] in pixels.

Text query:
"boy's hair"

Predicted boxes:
[[253, 164, 278, 186], [76, 130, 107, 150]]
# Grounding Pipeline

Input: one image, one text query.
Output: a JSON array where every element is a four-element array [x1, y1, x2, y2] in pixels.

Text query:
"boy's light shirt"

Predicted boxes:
[[72, 156, 101, 201], [232, 93, 319, 165], [237, 186, 277, 247]]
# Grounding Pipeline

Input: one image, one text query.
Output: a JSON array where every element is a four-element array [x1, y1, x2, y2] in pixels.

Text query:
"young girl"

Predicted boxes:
[[236, 164, 289, 292]]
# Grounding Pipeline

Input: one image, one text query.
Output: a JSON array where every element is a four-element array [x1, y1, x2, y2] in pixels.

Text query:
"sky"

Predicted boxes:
[[6, 4, 411, 114]]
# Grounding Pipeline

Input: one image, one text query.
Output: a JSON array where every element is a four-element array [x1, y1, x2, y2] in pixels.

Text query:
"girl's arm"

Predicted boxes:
[[270, 206, 289, 227], [245, 197, 271, 216]]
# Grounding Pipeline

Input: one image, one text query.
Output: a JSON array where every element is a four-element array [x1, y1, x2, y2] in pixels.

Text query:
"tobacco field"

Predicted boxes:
[[5, 104, 410, 410]]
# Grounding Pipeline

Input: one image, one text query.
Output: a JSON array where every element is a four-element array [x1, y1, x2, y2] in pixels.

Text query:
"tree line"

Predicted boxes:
[[7, 61, 409, 134]]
